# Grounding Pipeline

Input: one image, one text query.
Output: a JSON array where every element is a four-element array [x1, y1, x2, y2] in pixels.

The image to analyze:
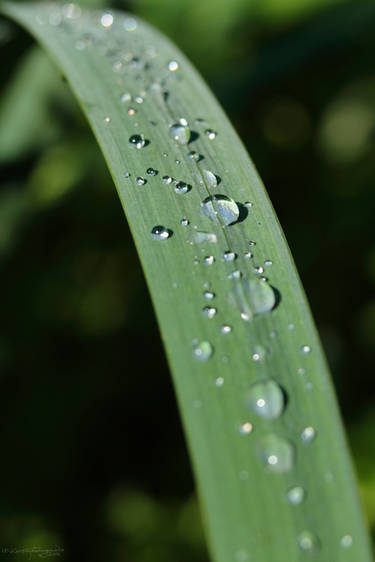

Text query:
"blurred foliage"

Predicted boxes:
[[0, 0, 374, 560]]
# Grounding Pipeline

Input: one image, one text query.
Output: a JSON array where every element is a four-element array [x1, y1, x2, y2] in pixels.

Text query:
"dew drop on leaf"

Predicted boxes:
[[246, 380, 285, 420], [297, 531, 319, 552], [146, 168, 158, 176], [251, 344, 267, 361], [239, 422, 253, 435], [180, 218, 189, 226], [301, 345, 312, 354], [340, 535, 353, 548], [192, 231, 217, 244], [174, 181, 189, 194], [202, 306, 217, 319], [162, 175, 173, 184], [168, 60, 179, 71], [203, 290, 215, 300], [129, 134, 145, 148], [136, 176, 146, 185], [205, 129, 217, 140], [201, 195, 239, 226], [192, 340, 213, 361], [222, 251, 236, 262], [287, 486, 305, 505], [151, 225, 170, 241], [203, 256, 215, 265], [120, 92, 131, 103], [200, 169, 217, 189], [169, 122, 191, 145], [301, 426, 316, 443], [221, 324, 232, 334], [247, 278, 276, 315], [258, 434, 294, 473]]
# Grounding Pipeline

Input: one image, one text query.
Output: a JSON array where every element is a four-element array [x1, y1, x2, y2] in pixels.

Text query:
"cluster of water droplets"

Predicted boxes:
[[41, 5, 353, 555]]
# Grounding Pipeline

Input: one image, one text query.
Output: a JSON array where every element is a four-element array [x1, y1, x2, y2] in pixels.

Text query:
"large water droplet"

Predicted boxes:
[[200, 169, 217, 189], [101, 12, 114, 27], [129, 134, 145, 149], [151, 225, 170, 241], [245, 278, 276, 316], [297, 531, 319, 552], [287, 486, 305, 505], [258, 435, 294, 473], [201, 195, 239, 226], [247, 380, 285, 420], [192, 341, 213, 361], [169, 122, 191, 145]]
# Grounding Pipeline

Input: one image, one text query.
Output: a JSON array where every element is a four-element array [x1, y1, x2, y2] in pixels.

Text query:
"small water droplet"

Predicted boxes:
[[203, 291, 215, 300], [162, 175, 173, 184], [169, 122, 191, 145], [192, 341, 213, 361], [222, 251, 237, 262], [201, 195, 239, 226], [215, 376, 224, 387], [258, 434, 294, 473], [264, 260, 273, 266], [251, 344, 267, 361], [228, 270, 242, 280], [297, 531, 319, 552], [200, 169, 217, 189], [205, 129, 217, 140], [247, 380, 284, 420], [135, 96, 144, 104], [151, 225, 170, 241], [120, 92, 131, 103], [244, 251, 253, 259], [180, 218, 189, 226], [128, 107, 136, 116], [188, 150, 201, 161], [104, 116, 111, 123], [146, 168, 158, 176], [203, 256, 215, 265], [254, 266, 264, 274], [239, 422, 253, 435], [175, 159, 181, 164], [123, 171, 131, 178], [301, 426, 316, 443], [248, 240, 256, 246], [100, 12, 114, 27], [287, 486, 305, 505], [221, 324, 232, 334], [174, 181, 189, 194], [297, 367, 305, 375], [270, 330, 278, 338], [288, 323, 295, 330], [244, 201, 253, 208], [192, 231, 217, 244], [301, 345, 311, 354], [136, 177, 146, 186], [202, 306, 217, 319], [129, 134, 145, 149], [340, 535, 353, 548], [168, 60, 179, 71]]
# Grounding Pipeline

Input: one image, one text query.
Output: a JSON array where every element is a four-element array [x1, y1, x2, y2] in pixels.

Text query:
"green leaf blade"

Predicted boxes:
[[1, 3, 372, 561]]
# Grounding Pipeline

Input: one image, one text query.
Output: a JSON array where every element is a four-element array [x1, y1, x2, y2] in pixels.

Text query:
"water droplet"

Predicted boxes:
[[203, 256, 215, 265], [174, 181, 189, 194], [123, 17, 137, 31], [128, 108, 136, 116], [244, 251, 253, 259], [239, 278, 276, 316], [244, 201, 253, 208], [146, 168, 158, 176], [297, 367, 305, 375], [215, 377, 224, 387], [254, 266, 264, 274], [205, 129, 217, 140], [175, 159, 181, 165], [340, 535, 353, 548], [228, 270, 242, 280], [297, 531, 319, 552], [203, 291, 215, 300], [248, 240, 256, 246], [200, 169, 217, 189], [192, 341, 213, 361], [169, 122, 191, 145], [221, 324, 232, 334], [247, 380, 284, 420], [201, 195, 239, 226], [288, 323, 295, 330], [287, 486, 305, 505], [239, 422, 253, 435], [151, 225, 170, 241], [168, 60, 179, 71], [202, 306, 217, 319], [192, 231, 217, 244], [301, 345, 311, 354], [129, 134, 145, 149], [264, 260, 273, 266], [100, 12, 114, 27], [104, 116, 111, 123], [136, 176, 146, 186], [162, 175, 173, 184], [120, 92, 131, 103], [301, 426, 316, 443], [222, 251, 237, 262], [270, 330, 278, 338], [188, 150, 201, 161], [123, 171, 131, 178], [258, 434, 294, 473], [135, 96, 144, 104], [180, 218, 189, 226], [251, 344, 267, 361]]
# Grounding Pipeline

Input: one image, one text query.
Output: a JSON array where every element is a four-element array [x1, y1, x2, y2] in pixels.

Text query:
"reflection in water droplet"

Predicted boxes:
[[136, 176, 146, 186], [258, 434, 294, 473], [287, 486, 305, 505], [301, 426, 316, 443], [180, 218, 189, 226], [297, 531, 319, 552], [239, 422, 253, 435], [247, 380, 284, 420], [340, 535, 353, 548], [192, 341, 213, 361], [100, 12, 114, 27], [203, 291, 215, 300], [104, 116, 111, 123], [174, 181, 188, 194], [301, 345, 311, 354], [200, 169, 217, 189], [168, 60, 179, 71], [151, 225, 170, 240], [129, 134, 145, 148], [222, 251, 236, 262], [147, 168, 158, 176], [203, 256, 215, 265], [162, 175, 173, 184], [201, 195, 239, 226], [202, 306, 217, 319], [128, 108, 136, 116], [169, 122, 191, 144], [205, 129, 217, 140], [123, 17, 137, 31], [221, 324, 232, 334]]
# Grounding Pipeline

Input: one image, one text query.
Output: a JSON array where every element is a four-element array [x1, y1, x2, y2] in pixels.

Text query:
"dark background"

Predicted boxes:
[[0, 0, 375, 560]]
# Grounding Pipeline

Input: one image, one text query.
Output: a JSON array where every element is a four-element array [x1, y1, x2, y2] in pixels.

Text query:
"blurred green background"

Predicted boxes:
[[0, 0, 375, 560]]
